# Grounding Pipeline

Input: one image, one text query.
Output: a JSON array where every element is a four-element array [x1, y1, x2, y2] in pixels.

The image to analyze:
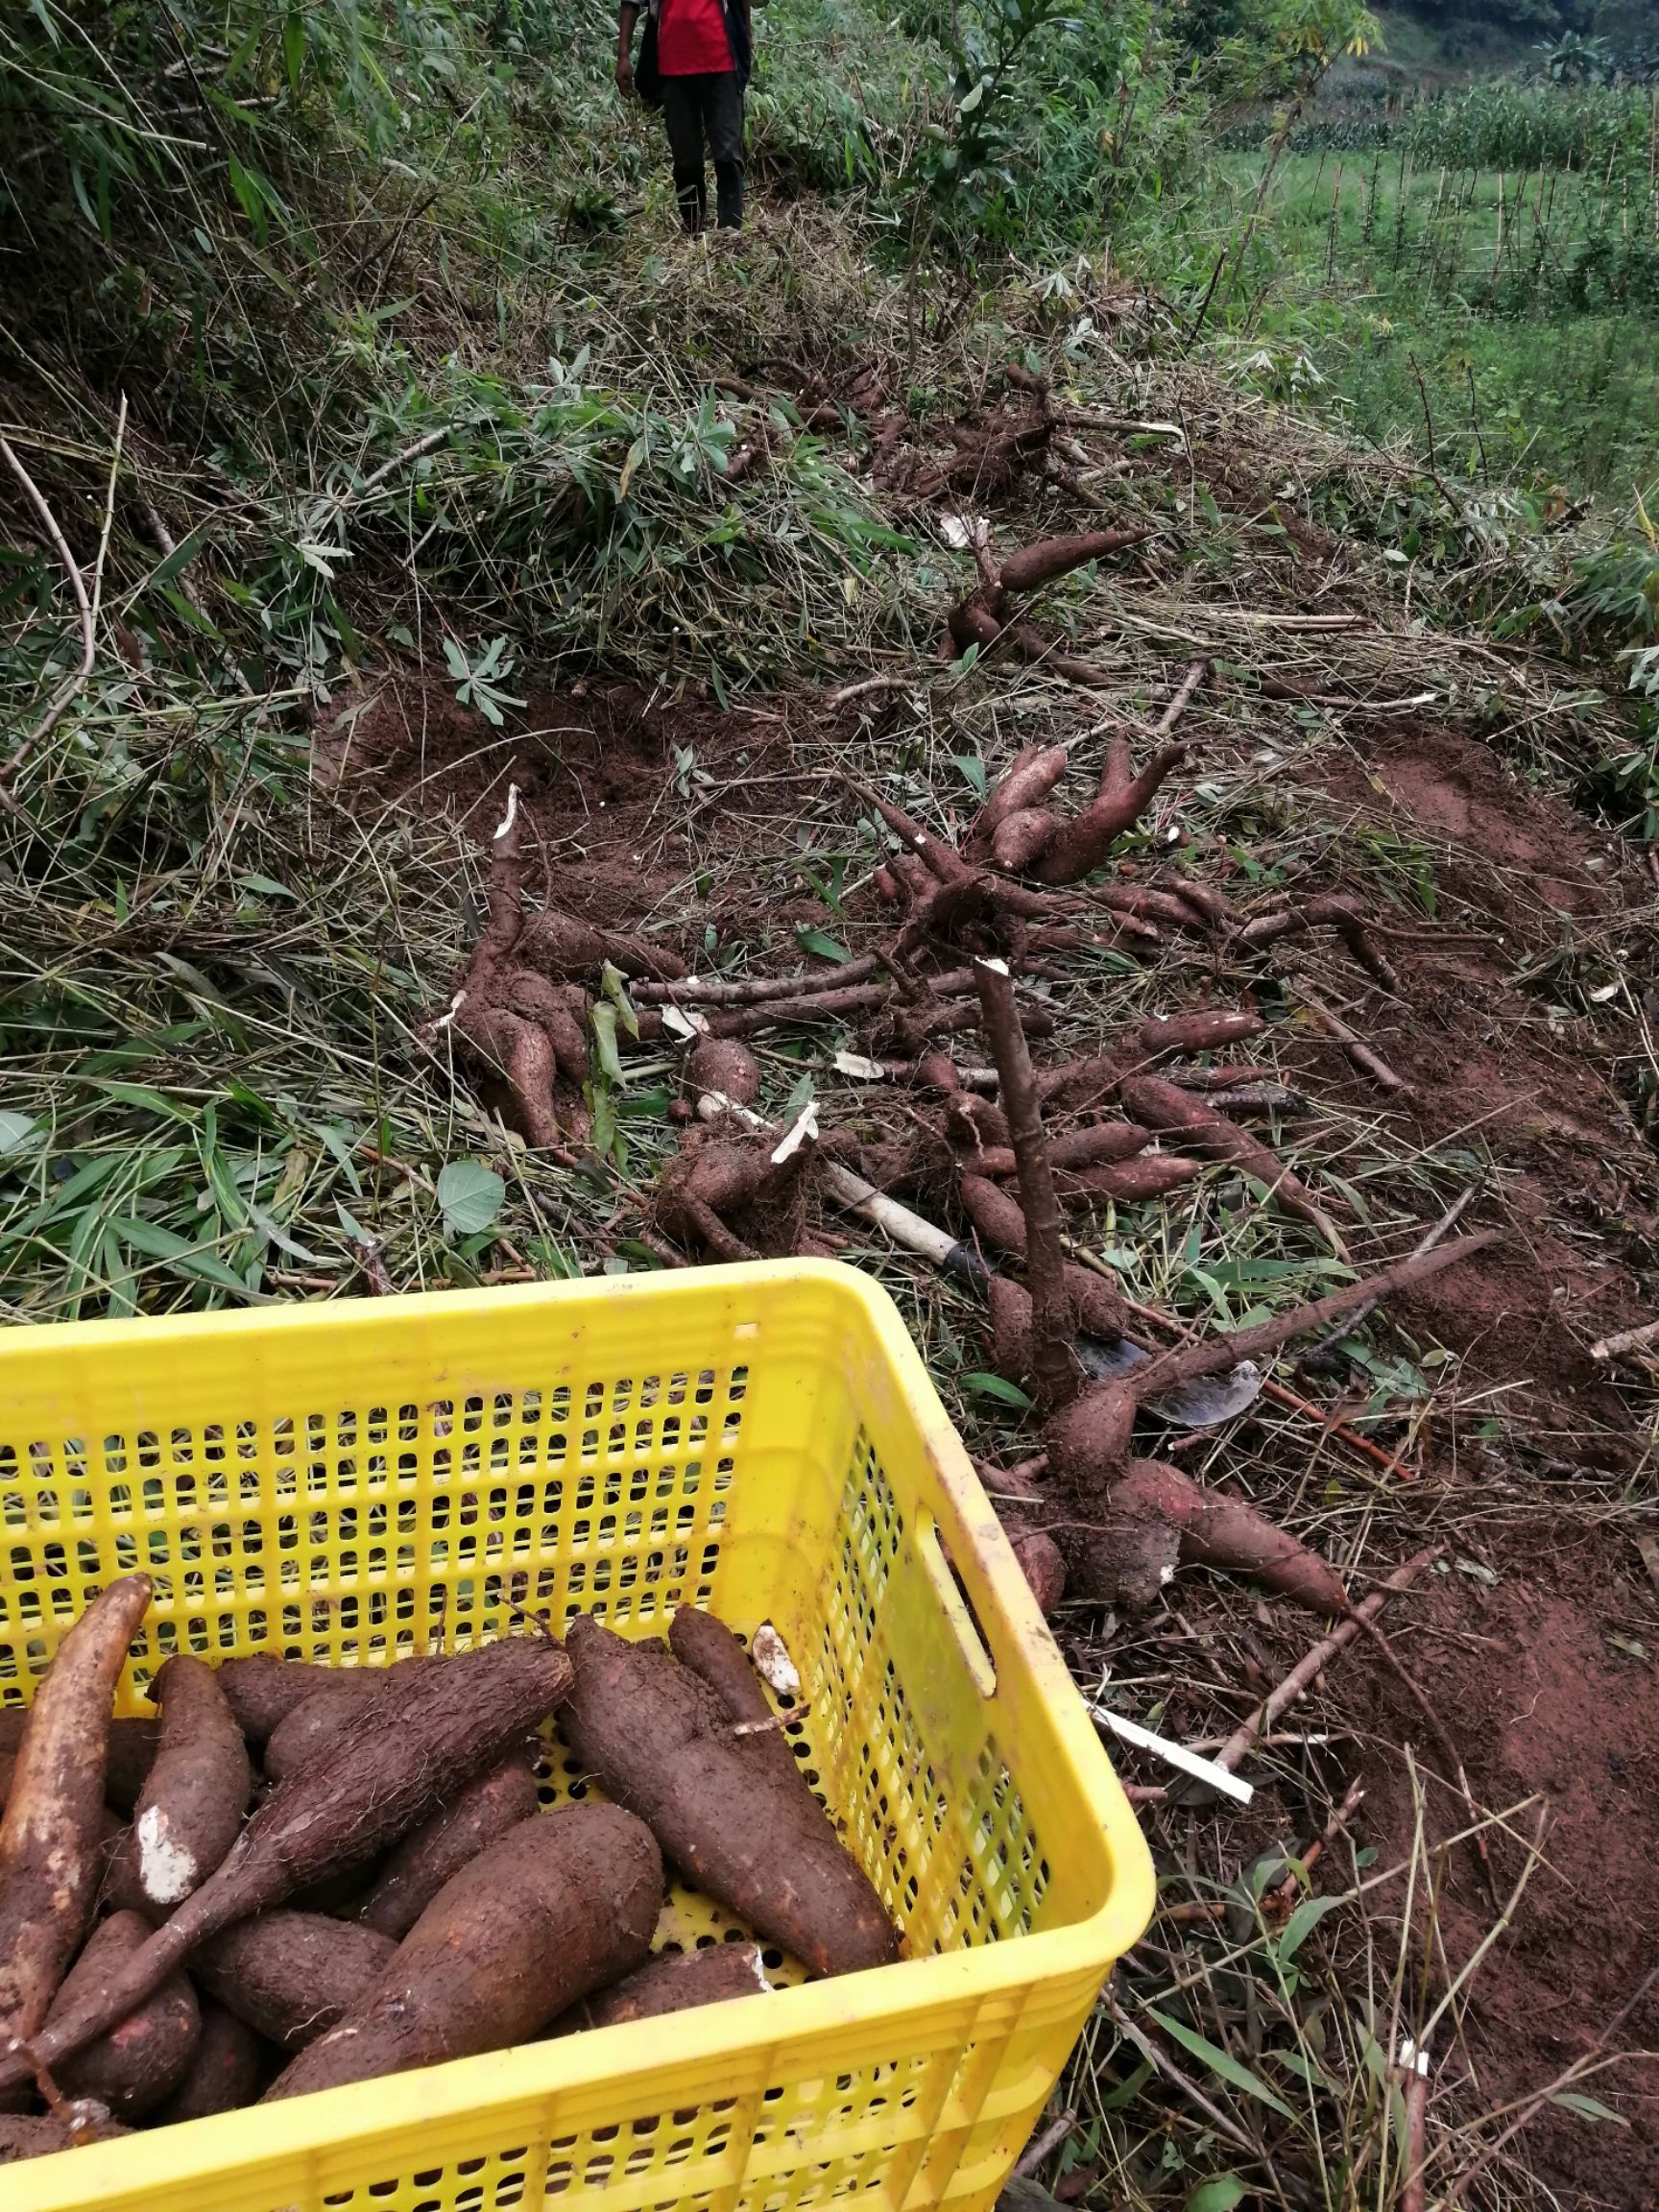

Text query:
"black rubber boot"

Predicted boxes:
[[713, 158, 743, 230]]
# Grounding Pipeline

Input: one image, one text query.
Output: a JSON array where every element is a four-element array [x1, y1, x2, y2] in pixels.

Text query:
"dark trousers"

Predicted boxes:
[[661, 72, 744, 232]]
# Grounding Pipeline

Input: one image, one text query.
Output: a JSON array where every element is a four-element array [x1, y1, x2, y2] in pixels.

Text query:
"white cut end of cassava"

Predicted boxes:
[[493, 783, 519, 844], [1089, 1705, 1254, 1805], [939, 513, 988, 550], [697, 1092, 763, 1130], [694, 1089, 963, 1267], [136, 1804, 198, 1904], [833, 1051, 886, 1080], [769, 1103, 819, 1166], [975, 956, 1010, 976], [744, 1944, 771, 1992], [1397, 2037, 1431, 2076], [750, 1623, 800, 1697]]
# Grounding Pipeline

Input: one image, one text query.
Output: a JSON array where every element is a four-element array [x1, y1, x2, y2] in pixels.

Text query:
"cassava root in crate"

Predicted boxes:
[[105, 1657, 252, 1921], [263, 1804, 662, 2102], [0, 1633, 573, 2099], [0, 1574, 155, 2059], [562, 1614, 901, 1980]]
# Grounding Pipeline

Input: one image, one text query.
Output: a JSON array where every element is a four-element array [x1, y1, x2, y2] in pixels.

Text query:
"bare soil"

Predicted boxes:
[[331, 660, 1659, 2208], [1338, 1528, 1659, 2208]]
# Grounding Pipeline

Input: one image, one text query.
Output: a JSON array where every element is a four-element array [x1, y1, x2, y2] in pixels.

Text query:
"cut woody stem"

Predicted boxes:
[[1130, 1229, 1502, 1401], [974, 959, 1080, 1412]]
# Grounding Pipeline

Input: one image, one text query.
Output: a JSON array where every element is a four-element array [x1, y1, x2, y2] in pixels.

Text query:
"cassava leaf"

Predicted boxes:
[[436, 1159, 504, 1238]]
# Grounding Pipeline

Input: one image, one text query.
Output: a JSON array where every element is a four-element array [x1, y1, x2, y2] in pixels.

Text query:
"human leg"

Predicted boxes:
[[704, 72, 744, 228], [660, 76, 708, 232]]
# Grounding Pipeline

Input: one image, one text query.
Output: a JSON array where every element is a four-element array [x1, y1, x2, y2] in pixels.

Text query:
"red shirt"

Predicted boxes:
[[658, 0, 733, 75]]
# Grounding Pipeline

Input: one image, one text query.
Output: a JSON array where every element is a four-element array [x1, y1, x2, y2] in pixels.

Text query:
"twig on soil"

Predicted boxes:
[[1274, 1775, 1366, 1909], [1591, 1312, 1659, 1362], [634, 956, 879, 1006], [1152, 657, 1209, 736], [1204, 1547, 1442, 1781], [830, 673, 926, 709], [1298, 985, 1411, 1094], [1014, 2109, 1076, 2179], [1306, 1180, 1481, 1358], [1132, 1234, 1500, 1400]]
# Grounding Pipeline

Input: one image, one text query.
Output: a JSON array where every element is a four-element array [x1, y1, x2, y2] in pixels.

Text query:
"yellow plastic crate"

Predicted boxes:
[[0, 1260, 1153, 2212]]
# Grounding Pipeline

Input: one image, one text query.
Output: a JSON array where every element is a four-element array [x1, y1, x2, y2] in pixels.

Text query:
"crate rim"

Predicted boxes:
[[0, 1259, 1156, 2210], [1, 1938, 1102, 2211]]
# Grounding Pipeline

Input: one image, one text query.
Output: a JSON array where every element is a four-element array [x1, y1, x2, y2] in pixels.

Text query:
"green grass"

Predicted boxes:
[[1137, 143, 1659, 509]]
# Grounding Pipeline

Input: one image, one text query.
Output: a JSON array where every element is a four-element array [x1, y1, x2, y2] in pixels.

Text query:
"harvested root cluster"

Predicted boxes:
[[944, 525, 1151, 689], [0, 1585, 894, 2165], [414, 655, 1484, 1668], [433, 783, 685, 1153]]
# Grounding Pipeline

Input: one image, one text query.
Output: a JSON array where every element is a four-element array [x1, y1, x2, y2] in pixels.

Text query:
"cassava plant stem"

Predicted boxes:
[[974, 959, 1078, 1411]]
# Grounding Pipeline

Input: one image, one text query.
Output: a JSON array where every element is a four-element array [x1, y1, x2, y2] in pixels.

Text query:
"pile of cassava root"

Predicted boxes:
[[0, 1587, 896, 2165], [429, 661, 1496, 1635]]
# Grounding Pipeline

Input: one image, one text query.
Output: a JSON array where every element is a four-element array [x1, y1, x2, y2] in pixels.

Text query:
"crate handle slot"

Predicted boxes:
[[916, 1512, 997, 1698]]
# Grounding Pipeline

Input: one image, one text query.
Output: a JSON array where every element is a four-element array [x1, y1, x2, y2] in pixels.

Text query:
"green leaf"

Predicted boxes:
[[0, 1113, 39, 1158], [1550, 2092, 1628, 2126], [157, 583, 226, 639], [111, 1217, 266, 1300], [783, 1070, 815, 1123], [1187, 2180, 1247, 2212], [436, 1160, 504, 1238], [1145, 2008, 1294, 2118], [146, 524, 209, 589], [1273, 2047, 1341, 2096], [1277, 1892, 1342, 1964], [591, 1001, 624, 1086], [950, 754, 987, 795], [248, 1206, 324, 1265], [282, 9, 305, 92], [238, 874, 297, 901], [600, 961, 640, 1040], [313, 1120, 363, 1195], [82, 1079, 196, 1123], [963, 1372, 1034, 1408], [795, 926, 852, 965]]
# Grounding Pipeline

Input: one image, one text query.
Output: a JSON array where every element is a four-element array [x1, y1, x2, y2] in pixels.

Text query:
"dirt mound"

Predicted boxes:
[[1272, 712, 1659, 1455], [316, 676, 828, 948], [1313, 715, 1643, 926], [1338, 1529, 1659, 2207]]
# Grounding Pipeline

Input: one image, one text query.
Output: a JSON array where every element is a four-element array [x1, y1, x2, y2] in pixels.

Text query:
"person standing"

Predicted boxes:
[[616, 0, 752, 234]]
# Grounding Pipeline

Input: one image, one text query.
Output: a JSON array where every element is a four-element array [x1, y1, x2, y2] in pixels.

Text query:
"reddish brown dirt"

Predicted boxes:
[[1266, 714, 1659, 1462], [1335, 1527, 1659, 2208], [318, 676, 833, 949], [1270, 713, 1659, 2211], [1316, 715, 1634, 920]]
